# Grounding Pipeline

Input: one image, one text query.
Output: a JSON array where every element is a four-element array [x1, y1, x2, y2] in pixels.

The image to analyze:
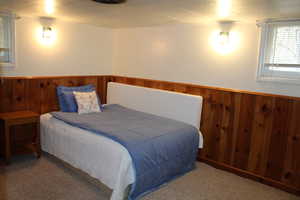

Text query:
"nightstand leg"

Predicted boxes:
[[4, 123, 11, 165]]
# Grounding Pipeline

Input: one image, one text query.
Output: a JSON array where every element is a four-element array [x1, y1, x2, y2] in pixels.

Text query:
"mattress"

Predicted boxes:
[[40, 112, 203, 200]]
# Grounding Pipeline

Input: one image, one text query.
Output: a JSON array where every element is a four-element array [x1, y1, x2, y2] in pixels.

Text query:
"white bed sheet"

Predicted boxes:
[[41, 112, 203, 200], [41, 113, 134, 200]]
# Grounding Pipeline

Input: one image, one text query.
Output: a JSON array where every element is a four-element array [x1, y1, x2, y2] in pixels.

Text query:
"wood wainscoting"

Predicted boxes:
[[0, 76, 110, 114], [1, 75, 300, 195]]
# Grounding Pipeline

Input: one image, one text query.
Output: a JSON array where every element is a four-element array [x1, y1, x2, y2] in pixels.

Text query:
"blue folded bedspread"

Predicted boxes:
[[51, 104, 199, 200]]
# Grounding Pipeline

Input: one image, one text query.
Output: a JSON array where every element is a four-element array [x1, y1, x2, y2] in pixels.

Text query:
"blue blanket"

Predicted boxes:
[[51, 104, 199, 199]]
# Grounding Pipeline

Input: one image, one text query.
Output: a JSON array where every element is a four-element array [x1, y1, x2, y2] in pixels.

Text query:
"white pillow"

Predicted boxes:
[[73, 91, 101, 114]]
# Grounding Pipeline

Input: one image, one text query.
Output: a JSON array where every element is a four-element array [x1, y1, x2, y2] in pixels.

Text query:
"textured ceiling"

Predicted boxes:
[[1, 0, 300, 28]]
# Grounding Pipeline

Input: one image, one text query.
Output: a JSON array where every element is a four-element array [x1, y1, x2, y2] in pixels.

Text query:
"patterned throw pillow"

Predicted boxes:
[[73, 91, 101, 114]]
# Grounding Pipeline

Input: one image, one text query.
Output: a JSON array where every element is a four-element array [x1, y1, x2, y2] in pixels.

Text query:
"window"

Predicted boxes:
[[0, 12, 15, 67], [257, 20, 300, 83]]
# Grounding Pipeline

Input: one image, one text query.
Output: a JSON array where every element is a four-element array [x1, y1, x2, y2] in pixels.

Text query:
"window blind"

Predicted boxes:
[[264, 22, 300, 72], [257, 20, 300, 83]]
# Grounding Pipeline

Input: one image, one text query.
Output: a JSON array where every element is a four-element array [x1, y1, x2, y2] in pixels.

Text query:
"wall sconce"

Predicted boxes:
[[37, 17, 56, 46], [211, 21, 239, 55], [42, 26, 53, 39], [219, 31, 230, 46]]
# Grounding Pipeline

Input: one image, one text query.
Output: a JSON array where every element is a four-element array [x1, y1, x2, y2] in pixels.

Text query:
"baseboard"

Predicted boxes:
[[198, 157, 300, 196]]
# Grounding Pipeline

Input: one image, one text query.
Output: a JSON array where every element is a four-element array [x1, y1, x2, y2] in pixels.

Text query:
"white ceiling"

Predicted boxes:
[[1, 0, 300, 28]]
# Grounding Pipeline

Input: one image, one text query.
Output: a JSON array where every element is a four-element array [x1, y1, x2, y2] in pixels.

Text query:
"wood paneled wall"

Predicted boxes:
[[1, 75, 299, 195], [0, 76, 110, 114]]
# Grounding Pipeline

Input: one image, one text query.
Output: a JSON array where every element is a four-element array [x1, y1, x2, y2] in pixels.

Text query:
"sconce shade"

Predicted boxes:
[[219, 31, 230, 45], [42, 27, 52, 39]]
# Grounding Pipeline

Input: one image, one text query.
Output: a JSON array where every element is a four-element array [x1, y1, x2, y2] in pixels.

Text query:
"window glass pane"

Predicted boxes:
[[268, 25, 300, 65], [0, 15, 10, 63], [257, 21, 300, 82]]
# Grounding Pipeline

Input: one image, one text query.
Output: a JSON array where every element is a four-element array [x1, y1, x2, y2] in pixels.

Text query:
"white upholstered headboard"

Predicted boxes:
[[107, 82, 203, 129]]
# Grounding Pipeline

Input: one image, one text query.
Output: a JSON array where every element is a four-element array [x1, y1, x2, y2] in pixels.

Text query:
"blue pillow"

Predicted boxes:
[[57, 85, 96, 112]]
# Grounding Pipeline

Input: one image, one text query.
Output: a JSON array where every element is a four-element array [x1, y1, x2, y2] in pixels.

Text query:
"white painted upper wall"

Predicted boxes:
[[2, 17, 300, 98], [0, 16, 113, 76], [112, 23, 300, 97]]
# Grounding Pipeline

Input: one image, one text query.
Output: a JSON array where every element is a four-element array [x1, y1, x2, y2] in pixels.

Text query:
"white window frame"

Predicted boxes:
[[0, 12, 16, 68], [257, 19, 300, 84]]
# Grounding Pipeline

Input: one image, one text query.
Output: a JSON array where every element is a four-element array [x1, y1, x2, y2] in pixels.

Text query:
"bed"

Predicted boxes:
[[41, 82, 203, 200]]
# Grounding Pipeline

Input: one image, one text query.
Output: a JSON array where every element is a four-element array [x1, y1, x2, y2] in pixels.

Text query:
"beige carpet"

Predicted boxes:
[[0, 154, 299, 200]]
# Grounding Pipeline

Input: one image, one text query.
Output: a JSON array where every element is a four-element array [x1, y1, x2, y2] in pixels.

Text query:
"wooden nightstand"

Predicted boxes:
[[0, 111, 41, 164]]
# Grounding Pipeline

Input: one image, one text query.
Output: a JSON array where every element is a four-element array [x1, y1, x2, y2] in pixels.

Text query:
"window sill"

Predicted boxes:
[[257, 76, 300, 85]]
